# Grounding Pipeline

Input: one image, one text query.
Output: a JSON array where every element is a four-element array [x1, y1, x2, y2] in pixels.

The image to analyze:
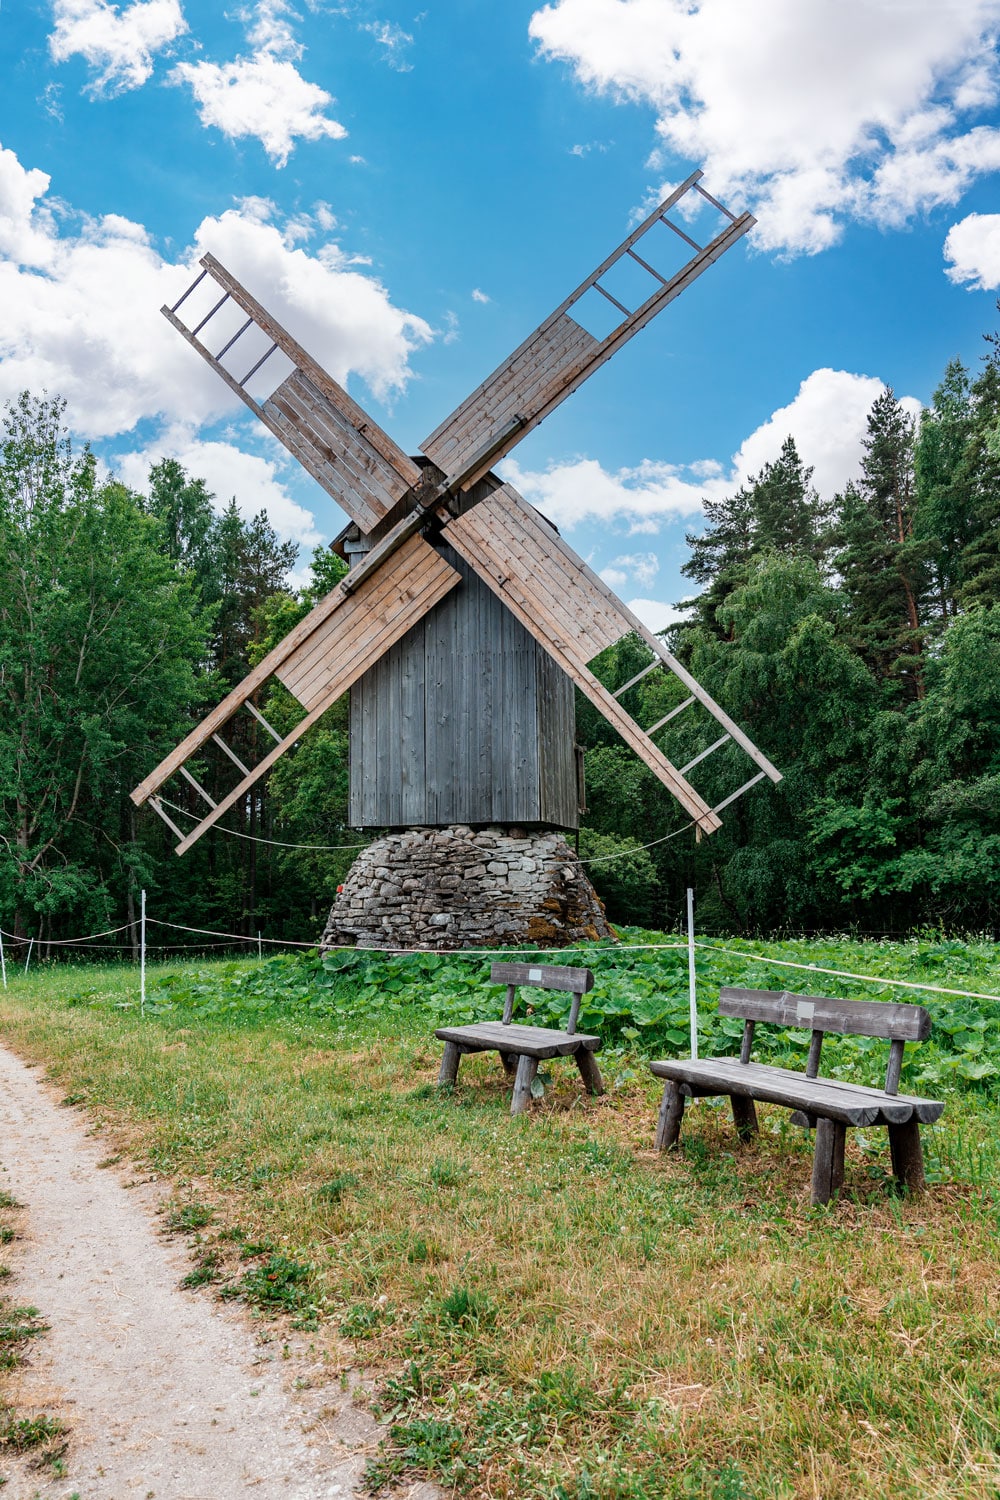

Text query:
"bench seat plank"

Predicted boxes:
[[436, 1022, 601, 1060], [650, 1058, 942, 1126]]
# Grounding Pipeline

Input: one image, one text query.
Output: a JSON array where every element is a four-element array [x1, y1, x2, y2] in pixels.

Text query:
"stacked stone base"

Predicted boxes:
[[320, 826, 613, 950]]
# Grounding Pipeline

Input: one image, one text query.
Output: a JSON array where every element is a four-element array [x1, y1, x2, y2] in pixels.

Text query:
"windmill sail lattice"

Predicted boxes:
[[133, 172, 781, 852]]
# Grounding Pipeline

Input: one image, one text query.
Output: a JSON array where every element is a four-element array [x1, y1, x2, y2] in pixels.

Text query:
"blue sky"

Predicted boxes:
[[3, 0, 1000, 626]]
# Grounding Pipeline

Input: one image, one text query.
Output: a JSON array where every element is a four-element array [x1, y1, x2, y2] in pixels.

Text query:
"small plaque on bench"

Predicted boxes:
[[528, 968, 543, 983], [796, 1000, 815, 1023]]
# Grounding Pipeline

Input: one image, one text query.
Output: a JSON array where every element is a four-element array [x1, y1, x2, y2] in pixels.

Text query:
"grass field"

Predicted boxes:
[[1, 935, 999, 1499]]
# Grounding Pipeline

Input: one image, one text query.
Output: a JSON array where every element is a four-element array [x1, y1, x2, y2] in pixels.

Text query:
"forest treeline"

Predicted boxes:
[[1, 322, 999, 949]]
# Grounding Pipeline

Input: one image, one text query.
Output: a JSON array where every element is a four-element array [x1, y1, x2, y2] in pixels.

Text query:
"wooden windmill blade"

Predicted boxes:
[[421, 173, 755, 494], [441, 486, 781, 834], [130, 532, 461, 854], [162, 253, 421, 535]]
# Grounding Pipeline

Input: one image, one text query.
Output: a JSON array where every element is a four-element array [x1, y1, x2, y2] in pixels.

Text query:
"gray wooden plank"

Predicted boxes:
[[491, 962, 593, 992], [649, 1059, 917, 1125], [435, 1022, 601, 1059], [399, 626, 426, 825], [719, 987, 931, 1042], [422, 316, 599, 479]]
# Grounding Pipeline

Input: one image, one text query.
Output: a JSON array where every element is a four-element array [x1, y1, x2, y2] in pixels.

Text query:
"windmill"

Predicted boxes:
[[131, 171, 781, 944]]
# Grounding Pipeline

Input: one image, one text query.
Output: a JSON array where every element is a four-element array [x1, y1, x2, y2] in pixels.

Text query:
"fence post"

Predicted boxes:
[[24, 936, 34, 976], [0, 929, 5, 990], [140, 889, 146, 1017], [258, 930, 262, 960], [687, 887, 698, 1062]]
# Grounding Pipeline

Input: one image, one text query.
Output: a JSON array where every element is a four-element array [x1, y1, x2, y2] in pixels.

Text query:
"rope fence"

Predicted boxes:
[[155, 795, 695, 864], [3, 894, 998, 1044]]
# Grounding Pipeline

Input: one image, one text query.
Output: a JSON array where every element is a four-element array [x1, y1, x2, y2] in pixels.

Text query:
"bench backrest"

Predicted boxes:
[[491, 961, 594, 1036], [719, 987, 932, 1096]]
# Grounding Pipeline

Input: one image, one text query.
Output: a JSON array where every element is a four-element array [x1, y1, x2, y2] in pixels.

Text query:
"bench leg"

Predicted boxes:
[[811, 1118, 846, 1206], [498, 1050, 517, 1079], [510, 1055, 538, 1116], [654, 1082, 685, 1151], [574, 1048, 605, 1097], [888, 1119, 925, 1192], [438, 1041, 462, 1088], [730, 1093, 759, 1142]]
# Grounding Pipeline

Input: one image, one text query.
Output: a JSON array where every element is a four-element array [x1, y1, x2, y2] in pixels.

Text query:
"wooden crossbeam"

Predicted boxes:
[[162, 256, 421, 534], [471, 486, 782, 789], [131, 534, 460, 814], [421, 174, 755, 491], [444, 485, 781, 830], [443, 494, 721, 833]]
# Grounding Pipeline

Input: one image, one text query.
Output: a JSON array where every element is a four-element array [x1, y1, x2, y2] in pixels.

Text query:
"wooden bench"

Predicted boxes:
[[650, 987, 944, 1205], [436, 962, 604, 1116]]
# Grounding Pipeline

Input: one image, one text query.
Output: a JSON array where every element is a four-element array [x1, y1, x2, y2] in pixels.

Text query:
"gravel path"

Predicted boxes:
[[0, 1043, 437, 1500]]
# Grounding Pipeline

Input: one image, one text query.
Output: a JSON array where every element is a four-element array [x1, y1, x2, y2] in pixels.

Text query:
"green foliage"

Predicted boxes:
[[140, 933, 1000, 1094], [0, 394, 210, 938]]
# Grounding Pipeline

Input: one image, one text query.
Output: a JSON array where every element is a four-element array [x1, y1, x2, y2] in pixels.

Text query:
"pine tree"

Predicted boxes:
[[914, 359, 974, 623], [681, 435, 824, 638], [749, 436, 826, 556], [831, 389, 929, 699], [956, 336, 1000, 609]]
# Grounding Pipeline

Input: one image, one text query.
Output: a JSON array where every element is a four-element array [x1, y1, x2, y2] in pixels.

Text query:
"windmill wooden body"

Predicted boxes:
[[132, 172, 781, 874]]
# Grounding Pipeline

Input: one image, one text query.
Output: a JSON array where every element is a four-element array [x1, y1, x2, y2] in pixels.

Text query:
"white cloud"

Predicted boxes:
[[733, 369, 922, 499], [601, 551, 659, 589], [627, 597, 692, 633], [502, 367, 920, 528], [170, 0, 346, 165], [529, 0, 1000, 254], [49, 0, 186, 95], [171, 54, 347, 166], [471, 287, 490, 304], [944, 211, 1000, 288], [364, 20, 415, 72], [115, 428, 321, 547], [0, 142, 432, 439], [503, 454, 708, 529]]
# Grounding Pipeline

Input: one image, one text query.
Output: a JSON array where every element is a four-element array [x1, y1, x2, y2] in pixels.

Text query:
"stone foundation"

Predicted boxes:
[[320, 826, 613, 950]]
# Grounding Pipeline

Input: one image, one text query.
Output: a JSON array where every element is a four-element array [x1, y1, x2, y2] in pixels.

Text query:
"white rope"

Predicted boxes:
[[148, 916, 690, 958], [159, 797, 368, 852], [0, 923, 132, 945], [574, 821, 695, 864], [3, 912, 997, 1008], [158, 793, 689, 865], [693, 941, 1000, 1005], [146, 917, 317, 947]]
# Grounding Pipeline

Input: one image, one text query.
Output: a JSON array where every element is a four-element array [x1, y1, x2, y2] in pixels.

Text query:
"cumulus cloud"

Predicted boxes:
[[529, 0, 1000, 254], [49, 0, 186, 94], [733, 369, 922, 498], [502, 454, 708, 530], [944, 211, 1000, 288], [502, 367, 919, 529], [0, 142, 432, 439], [172, 55, 347, 166], [114, 428, 321, 547], [171, 0, 346, 165]]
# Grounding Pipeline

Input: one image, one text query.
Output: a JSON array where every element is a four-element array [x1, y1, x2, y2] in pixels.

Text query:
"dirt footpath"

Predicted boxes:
[[0, 1043, 437, 1500]]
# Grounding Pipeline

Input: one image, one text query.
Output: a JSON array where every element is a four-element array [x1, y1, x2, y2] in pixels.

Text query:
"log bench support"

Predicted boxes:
[[650, 987, 943, 1206], [435, 961, 604, 1117]]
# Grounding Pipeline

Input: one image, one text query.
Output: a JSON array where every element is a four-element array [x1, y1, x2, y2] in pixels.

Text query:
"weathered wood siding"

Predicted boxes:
[[349, 545, 578, 828]]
